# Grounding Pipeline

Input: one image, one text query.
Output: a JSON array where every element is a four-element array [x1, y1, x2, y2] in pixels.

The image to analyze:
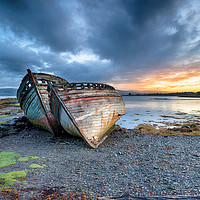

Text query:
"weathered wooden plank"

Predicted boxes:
[[33, 73, 68, 85]]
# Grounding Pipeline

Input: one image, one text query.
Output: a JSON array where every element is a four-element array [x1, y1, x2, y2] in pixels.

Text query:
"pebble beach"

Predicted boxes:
[[0, 98, 200, 199]]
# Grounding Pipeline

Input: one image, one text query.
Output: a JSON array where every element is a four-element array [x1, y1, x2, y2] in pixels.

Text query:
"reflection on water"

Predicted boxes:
[[117, 96, 200, 129]]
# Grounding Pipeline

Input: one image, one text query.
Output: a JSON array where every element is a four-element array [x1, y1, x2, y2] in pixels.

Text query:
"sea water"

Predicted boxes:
[[1, 95, 199, 129], [0, 96, 16, 99], [117, 96, 200, 129]]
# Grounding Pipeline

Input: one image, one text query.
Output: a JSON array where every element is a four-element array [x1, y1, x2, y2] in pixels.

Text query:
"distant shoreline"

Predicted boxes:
[[0, 96, 16, 99], [122, 94, 200, 98]]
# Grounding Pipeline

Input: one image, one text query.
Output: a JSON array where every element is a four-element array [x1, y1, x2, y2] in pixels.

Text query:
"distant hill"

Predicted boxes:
[[0, 88, 17, 96], [119, 91, 200, 97], [117, 90, 139, 96]]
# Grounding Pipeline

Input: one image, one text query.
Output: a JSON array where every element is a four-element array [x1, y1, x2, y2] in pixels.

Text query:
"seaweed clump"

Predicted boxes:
[[136, 122, 200, 136]]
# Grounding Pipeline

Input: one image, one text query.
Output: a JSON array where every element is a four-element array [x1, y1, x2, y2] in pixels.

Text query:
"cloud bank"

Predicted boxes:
[[0, 0, 200, 92]]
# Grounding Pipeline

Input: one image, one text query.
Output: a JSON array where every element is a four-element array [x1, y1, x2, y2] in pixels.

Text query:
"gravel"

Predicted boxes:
[[1, 117, 200, 199]]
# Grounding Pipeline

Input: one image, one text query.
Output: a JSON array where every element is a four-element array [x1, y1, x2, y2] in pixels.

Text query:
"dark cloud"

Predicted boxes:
[[0, 40, 115, 87], [123, 0, 176, 26], [0, 0, 199, 90], [82, 0, 186, 68], [0, 41, 40, 73], [0, 0, 84, 52]]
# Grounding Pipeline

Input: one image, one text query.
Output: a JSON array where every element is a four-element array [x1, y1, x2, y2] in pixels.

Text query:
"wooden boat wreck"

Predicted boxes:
[[17, 69, 68, 135], [17, 69, 125, 148], [48, 81, 125, 148]]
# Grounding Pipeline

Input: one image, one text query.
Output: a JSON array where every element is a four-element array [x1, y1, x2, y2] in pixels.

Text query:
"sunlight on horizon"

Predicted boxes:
[[113, 68, 200, 93]]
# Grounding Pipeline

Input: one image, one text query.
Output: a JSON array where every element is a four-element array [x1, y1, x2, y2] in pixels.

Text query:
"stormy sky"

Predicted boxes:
[[0, 0, 200, 92]]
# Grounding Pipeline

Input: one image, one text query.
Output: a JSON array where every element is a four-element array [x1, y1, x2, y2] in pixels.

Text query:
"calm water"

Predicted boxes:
[[1, 95, 200, 129], [117, 96, 200, 129], [0, 96, 16, 99]]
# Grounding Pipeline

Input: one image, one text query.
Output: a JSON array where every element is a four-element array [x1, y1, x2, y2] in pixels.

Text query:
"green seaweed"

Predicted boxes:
[[0, 170, 27, 189], [0, 158, 16, 168], [0, 152, 21, 167], [29, 164, 46, 169], [0, 152, 21, 159], [0, 152, 47, 190], [0, 115, 9, 119], [29, 156, 39, 160], [22, 180, 28, 186], [18, 156, 38, 162], [0, 121, 8, 125], [18, 157, 30, 162]]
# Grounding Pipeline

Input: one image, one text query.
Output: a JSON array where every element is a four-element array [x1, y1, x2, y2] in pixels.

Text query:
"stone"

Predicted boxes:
[[0, 131, 3, 138], [171, 128, 180, 131], [180, 126, 192, 132]]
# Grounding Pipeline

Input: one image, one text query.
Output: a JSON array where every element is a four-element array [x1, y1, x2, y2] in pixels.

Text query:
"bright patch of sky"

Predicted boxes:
[[61, 51, 110, 64], [178, 1, 200, 53]]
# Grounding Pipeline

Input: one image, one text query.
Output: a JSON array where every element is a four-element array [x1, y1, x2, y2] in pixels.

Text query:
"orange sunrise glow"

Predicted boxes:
[[113, 66, 200, 93]]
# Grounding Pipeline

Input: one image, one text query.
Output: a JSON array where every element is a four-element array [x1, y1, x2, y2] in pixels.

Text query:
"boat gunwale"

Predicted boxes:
[[32, 72, 68, 85], [57, 82, 116, 91]]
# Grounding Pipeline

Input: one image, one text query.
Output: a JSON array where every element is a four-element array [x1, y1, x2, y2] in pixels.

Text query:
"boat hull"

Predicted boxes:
[[49, 84, 125, 148], [22, 87, 56, 132], [17, 70, 68, 135]]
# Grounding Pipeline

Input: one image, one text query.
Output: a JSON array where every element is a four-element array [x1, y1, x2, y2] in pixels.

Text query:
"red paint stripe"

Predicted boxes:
[[27, 69, 36, 83]]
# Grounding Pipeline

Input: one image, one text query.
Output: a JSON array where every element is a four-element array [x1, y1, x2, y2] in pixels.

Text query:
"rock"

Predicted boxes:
[[190, 124, 197, 128], [114, 125, 121, 131], [0, 116, 37, 138], [153, 165, 159, 169], [0, 125, 9, 137], [193, 127, 199, 131], [182, 125, 190, 128], [191, 153, 200, 157], [0, 131, 3, 138], [171, 128, 180, 131], [167, 186, 174, 190], [180, 126, 192, 132]]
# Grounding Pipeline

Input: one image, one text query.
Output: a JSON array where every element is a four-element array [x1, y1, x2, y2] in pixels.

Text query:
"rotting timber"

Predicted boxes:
[[17, 69, 68, 135], [48, 81, 125, 148], [17, 69, 125, 148]]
